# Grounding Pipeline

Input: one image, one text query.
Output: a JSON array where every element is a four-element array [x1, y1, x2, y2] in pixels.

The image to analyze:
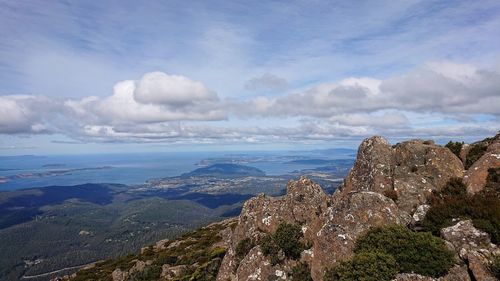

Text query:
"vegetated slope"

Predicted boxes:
[[65, 132, 500, 281], [0, 197, 222, 281]]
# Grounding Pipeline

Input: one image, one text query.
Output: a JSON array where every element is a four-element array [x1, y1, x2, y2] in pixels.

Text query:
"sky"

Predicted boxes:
[[0, 0, 499, 155]]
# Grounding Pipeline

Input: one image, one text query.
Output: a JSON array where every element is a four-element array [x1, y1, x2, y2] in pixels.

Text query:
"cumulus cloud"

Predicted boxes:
[[0, 95, 55, 134], [65, 72, 225, 125], [235, 62, 500, 118], [0, 62, 498, 143], [133, 72, 219, 106], [245, 73, 288, 92], [380, 61, 500, 115]]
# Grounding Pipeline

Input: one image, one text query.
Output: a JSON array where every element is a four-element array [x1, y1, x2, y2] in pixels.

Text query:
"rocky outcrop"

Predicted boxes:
[[312, 191, 403, 279], [460, 144, 471, 165], [392, 140, 464, 214], [160, 264, 188, 279], [111, 268, 128, 281], [339, 136, 394, 196], [337, 137, 463, 215], [393, 265, 470, 281], [218, 177, 331, 281], [217, 134, 498, 281], [464, 134, 500, 194], [66, 133, 499, 281], [441, 220, 499, 281], [218, 172, 407, 280]]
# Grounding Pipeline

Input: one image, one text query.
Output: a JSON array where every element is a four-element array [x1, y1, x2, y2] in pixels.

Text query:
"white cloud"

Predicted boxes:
[[133, 72, 218, 106], [0, 63, 498, 144], [380, 62, 500, 114], [0, 95, 54, 134], [235, 62, 500, 118], [65, 72, 225, 125]]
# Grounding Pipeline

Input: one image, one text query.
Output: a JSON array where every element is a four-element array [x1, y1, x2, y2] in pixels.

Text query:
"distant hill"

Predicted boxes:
[[181, 163, 265, 178], [286, 159, 334, 165]]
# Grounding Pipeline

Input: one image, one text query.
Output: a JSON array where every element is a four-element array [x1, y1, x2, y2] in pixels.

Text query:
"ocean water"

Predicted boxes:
[[0, 151, 354, 191]]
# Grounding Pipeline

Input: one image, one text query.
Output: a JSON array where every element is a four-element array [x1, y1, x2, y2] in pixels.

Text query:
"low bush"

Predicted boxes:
[[324, 250, 398, 281], [465, 143, 487, 169], [128, 265, 162, 281], [491, 254, 500, 279], [260, 222, 305, 265], [261, 235, 282, 265], [422, 173, 500, 244], [273, 222, 304, 259], [290, 262, 313, 281], [235, 238, 254, 261], [445, 141, 463, 159], [355, 225, 454, 278], [325, 225, 453, 280]]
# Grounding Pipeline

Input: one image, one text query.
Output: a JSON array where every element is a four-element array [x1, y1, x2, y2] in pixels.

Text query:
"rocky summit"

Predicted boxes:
[[61, 133, 500, 281]]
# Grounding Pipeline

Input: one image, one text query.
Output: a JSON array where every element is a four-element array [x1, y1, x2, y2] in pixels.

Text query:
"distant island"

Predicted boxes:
[[286, 159, 334, 165], [42, 164, 67, 168], [181, 163, 265, 178]]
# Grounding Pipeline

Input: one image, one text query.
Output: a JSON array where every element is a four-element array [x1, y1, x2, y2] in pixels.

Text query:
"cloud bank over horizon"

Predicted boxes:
[[1, 61, 498, 145]]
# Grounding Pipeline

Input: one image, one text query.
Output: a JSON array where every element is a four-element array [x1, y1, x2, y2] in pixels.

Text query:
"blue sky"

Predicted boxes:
[[0, 0, 499, 154]]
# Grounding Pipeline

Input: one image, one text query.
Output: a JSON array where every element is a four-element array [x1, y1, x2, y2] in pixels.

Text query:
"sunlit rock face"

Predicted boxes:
[[336, 136, 463, 215], [464, 133, 500, 194], [217, 134, 498, 281]]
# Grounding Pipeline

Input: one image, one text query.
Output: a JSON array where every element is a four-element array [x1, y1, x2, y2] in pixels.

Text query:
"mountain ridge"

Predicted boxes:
[[58, 132, 500, 281]]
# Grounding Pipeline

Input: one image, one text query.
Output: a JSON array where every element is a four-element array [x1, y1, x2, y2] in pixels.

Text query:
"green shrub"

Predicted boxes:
[[261, 235, 281, 265], [465, 143, 487, 169], [491, 254, 500, 279], [209, 247, 226, 259], [260, 222, 305, 265], [273, 222, 304, 259], [290, 262, 313, 281], [445, 141, 463, 159], [422, 174, 500, 244], [324, 251, 398, 281], [484, 167, 500, 194], [235, 238, 254, 261], [422, 178, 469, 234], [355, 225, 454, 277], [129, 265, 162, 281]]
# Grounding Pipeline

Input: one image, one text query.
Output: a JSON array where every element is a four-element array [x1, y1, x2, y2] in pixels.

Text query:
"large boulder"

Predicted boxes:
[[464, 151, 500, 194], [463, 133, 500, 194], [161, 264, 188, 279], [235, 246, 289, 281], [312, 191, 403, 280], [217, 177, 330, 280], [392, 266, 471, 281], [392, 140, 464, 213], [217, 134, 497, 281], [441, 220, 499, 281], [337, 137, 463, 215], [338, 136, 394, 196]]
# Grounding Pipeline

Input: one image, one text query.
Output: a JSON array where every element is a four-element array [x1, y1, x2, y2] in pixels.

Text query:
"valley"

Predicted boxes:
[[0, 158, 353, 281]]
